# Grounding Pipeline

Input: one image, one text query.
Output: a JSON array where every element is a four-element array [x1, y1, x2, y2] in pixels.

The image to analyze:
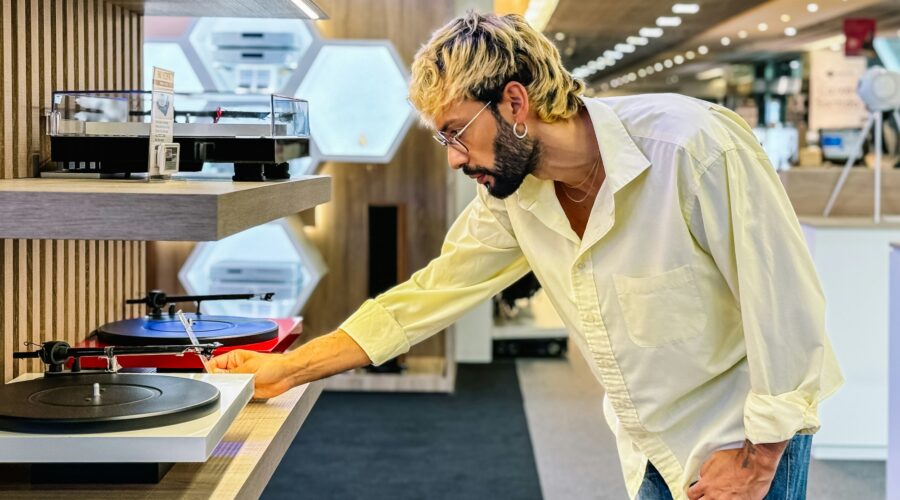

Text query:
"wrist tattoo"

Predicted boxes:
[[739, 441, 757, 469]]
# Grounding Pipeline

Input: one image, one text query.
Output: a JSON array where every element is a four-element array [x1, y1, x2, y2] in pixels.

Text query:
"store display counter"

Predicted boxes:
[[800, 217, 900, 460], [0, 380, 324, 499]]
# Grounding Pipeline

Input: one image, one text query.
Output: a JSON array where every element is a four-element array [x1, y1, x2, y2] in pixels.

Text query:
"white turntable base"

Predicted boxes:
[[0, 372, 254, 463]]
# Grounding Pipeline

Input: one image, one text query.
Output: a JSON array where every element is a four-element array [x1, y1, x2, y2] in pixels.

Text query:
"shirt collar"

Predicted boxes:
[[515, 96, 651, 209]]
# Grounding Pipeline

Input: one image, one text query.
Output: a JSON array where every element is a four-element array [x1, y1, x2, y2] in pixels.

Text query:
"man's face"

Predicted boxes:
[[436, 101, 541, 199]]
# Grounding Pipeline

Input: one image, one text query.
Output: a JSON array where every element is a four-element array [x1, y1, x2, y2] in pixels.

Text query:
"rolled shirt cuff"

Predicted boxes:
[[743, 389, 821, 444], [339, 299, 411, 366]]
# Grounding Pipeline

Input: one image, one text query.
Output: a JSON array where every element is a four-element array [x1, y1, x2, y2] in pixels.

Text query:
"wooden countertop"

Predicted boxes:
[[0, 380, 325, 500], [0, 176, 331, 241]]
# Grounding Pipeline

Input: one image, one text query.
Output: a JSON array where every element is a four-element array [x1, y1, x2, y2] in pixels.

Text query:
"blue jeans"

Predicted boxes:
[[637, 434, 812, 499]]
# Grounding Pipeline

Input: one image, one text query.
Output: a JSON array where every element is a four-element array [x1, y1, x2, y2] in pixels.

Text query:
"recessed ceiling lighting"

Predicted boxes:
[[640, 27, 665, 38], [789, 60, 801, 70], [615, 43, 636, 53], [685, 50, 696, 60], [807, 3, 819, 13], [638, 69, 647, 78], [656, 16, 682, 27], [738, 30, 748, 39], [781, 14, 791, 23], [664, 58, 674, 68], [654, 62, 664, 71], [758, 22, 769, 32], [721, 36, 731, 46], [588, 61, 600, 70], [605, 50, 624, 60], [627, 36, 649, 46], [674, 55, 685, 64], [646, 66, 655, 75], [672, 3, 700, 14], [698, 45, 709, 55], [554, 32, 566, 41], [600, 83, 610, 91], [628, 72, 637, 81], [785, 27, 797, 37]]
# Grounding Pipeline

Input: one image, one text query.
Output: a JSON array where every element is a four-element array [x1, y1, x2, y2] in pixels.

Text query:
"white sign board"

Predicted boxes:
[[148, 66, 176, 178], [809, 50, 868, 132]]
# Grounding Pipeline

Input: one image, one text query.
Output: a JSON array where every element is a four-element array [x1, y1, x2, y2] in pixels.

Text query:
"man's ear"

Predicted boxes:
[[502, 81, 530, 123]]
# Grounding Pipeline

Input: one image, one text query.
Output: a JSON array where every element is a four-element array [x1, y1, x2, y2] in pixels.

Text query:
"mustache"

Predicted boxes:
[[461, 165, 493, 176]]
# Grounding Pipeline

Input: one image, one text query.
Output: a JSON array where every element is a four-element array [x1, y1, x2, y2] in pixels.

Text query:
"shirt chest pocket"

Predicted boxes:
[[612, 265, 708, 347]]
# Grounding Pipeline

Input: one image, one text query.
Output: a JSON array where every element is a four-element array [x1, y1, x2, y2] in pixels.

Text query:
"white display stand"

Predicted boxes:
[[887, 242, 900, 500], [0, 373, 254, 463], [800, 217, 900, 460]]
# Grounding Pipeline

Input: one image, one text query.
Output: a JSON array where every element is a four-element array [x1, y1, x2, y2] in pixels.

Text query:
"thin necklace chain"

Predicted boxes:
[[560, 154, 601, 203]]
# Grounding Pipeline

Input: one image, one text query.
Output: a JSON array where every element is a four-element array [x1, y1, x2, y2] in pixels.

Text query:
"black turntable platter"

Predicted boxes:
[[95, 313, 279, 346], [0, 373, 220, 433]]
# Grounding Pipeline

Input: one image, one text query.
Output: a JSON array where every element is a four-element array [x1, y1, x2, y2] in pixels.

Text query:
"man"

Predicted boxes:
[[209, 11, 843, 500]]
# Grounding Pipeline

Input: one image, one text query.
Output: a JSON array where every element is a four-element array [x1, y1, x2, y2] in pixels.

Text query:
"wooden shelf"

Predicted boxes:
[[0, 380, 325, 499], [106, 0, 328, 18], [0, 176, 331, 241]]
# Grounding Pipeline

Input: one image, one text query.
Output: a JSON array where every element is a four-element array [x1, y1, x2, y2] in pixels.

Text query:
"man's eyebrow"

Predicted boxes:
[[439, 119, 460, 133]]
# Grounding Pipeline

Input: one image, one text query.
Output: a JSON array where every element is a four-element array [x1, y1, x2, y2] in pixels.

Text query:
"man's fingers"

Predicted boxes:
[[687, 480, 704, 500], [207, 350, 252, 372]]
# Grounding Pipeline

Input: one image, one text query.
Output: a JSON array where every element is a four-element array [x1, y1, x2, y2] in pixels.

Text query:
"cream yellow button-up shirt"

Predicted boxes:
[[340, 94, 843, 499]]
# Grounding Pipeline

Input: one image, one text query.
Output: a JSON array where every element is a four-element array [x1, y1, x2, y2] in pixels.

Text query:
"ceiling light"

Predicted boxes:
[[627, 36, 649, 46], [780, 14, 791, 23], [721, 36, 731, 46], [672, 3, 700, 14], [696, 67, 725, 80], [685, 50, 696, 60], [638, 69, 647, 78], [807, 3, 819, 13], [664, 58, 674, 68], [656, 16, 682, 27], [758, 22, 768, 32], [615, 43, 636, 53], [785, 27, 797, 37], [789, 60, 801, 70], [640, 27, 665, 38], [291, 0, 320, 19], [588, 61, 600, 70], [738, 30, 748, 39], [628, 72, 637, 81], [554, 32, 566, 41], [600, 83, 610, 91], [698, 45, 709, 55], [654, 62, 664, 71], [605, 50, 623, 60], [646, 66, 655, 75], [674, 55, 685, 64]]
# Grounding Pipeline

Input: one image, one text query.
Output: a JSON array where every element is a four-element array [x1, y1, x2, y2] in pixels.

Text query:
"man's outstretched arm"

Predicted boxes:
[[207, 329, 371, 398]]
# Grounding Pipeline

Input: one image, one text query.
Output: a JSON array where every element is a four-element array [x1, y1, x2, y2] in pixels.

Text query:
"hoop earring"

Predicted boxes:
[[513, 122, 528, 139]]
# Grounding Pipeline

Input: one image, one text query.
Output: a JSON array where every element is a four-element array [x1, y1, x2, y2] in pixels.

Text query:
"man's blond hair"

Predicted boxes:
[[409, 11, 584, 126]]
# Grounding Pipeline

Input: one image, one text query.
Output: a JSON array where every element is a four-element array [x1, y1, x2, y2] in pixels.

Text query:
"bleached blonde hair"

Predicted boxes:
[[409, 11, 584, 126]]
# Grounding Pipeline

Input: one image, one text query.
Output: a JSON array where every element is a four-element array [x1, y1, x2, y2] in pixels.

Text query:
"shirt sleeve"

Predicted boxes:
[[339, 187, 531, 366], [687, 112, 844, 444]]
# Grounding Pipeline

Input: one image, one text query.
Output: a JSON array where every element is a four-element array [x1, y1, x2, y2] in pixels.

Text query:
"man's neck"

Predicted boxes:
[[530, 105, 604, 191]]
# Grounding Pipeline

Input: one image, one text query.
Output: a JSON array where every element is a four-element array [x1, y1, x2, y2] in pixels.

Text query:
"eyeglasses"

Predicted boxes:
[[432, 101, 492, 154]]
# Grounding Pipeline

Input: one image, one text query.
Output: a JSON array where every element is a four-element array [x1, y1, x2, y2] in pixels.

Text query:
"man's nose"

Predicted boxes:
[[447, 147, 467, 170]]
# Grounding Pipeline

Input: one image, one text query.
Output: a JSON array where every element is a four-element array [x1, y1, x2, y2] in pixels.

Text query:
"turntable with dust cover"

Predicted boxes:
[[0, 340, 254, 483], [76, 289, 303, 370]]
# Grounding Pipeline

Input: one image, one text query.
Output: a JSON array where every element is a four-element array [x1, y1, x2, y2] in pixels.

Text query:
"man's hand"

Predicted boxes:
[[206, 350, 299, 399], [687, 440, 787, 500]]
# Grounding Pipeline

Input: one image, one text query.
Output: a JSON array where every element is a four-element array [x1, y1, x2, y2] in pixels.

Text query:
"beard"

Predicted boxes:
[[461, 109, 541, 199]]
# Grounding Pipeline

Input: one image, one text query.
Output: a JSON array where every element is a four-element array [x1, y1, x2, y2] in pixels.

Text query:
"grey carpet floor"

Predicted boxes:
[[261, 361, 542, 500]]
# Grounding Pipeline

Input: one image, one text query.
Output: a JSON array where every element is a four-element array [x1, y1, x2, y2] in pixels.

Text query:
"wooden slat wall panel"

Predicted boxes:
[[0, 0, 146, 381]]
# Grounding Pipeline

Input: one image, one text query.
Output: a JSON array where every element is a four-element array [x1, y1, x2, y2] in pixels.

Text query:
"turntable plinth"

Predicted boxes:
[[0, 379, 324, 499]]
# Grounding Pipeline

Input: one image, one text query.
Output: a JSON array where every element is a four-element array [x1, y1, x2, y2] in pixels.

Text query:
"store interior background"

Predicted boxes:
[[3, 0, 897, 498]]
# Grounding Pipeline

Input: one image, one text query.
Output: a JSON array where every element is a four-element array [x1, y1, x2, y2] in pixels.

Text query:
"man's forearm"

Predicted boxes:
[[284, 329, 372, 387]]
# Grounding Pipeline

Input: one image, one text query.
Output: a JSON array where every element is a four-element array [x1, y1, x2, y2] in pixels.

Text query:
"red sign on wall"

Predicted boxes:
[[844, 18, 876, 57]]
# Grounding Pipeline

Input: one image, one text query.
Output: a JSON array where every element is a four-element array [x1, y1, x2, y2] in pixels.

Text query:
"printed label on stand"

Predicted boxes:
[[148, 67, 175, 179]]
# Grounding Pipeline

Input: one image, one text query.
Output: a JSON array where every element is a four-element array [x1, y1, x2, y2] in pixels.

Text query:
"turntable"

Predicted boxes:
[[45, 91, 310, 181], [0, 341, 254, 483], [78, 290, 302, 370]]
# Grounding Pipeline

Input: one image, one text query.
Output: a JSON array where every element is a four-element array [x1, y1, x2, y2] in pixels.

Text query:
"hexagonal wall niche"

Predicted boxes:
[[143, 42, 207, 93], [189, 18, 318, 94], [294, 41, 414, 163], [179, 217, 326, 318]]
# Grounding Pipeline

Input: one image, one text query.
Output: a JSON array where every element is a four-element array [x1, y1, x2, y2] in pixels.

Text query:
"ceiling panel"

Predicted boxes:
[[545, 0, 768, 80]]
